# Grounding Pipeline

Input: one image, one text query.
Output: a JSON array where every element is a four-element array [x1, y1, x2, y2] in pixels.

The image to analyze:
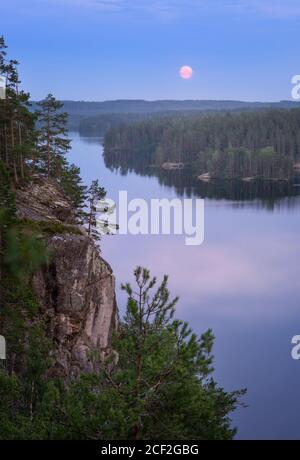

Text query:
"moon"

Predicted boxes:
[[179, 65, 193, 79]]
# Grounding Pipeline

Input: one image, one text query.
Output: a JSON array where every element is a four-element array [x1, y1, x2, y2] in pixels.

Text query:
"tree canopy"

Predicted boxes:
[[104, 110, 300, 180]]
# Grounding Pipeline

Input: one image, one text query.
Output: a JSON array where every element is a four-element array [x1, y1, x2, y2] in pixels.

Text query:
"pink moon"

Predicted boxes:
[[179, 65, 193, 79]]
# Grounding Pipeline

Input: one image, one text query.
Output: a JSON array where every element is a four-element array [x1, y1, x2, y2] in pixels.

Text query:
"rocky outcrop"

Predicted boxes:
[[198, 172, 212, 182], [17, 176, 118, 378], [16, 174, 75, 223], [33, 234, 117, 377]]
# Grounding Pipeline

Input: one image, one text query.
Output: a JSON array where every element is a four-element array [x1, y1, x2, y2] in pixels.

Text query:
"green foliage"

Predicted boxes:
[[0, 266, 245, 440], [19, 218, 82, 237], [60, 162, 87, 219], [104, 109, 300, 180], [0, 37, 87, 219], [0, 35, 245, 440], [86, 179, 106, 239], [0, 160, 16, 227], [0, 157, 54, 436], [0, 319, 55, 440], [36, 94, 70, 177], [50, 267, 245, 440], [36, 94, 88, 217], [0, 162, 49, 282], [4, 229, 48, 282], [207, 146, 294, 180], [0, 36, 37, 182]]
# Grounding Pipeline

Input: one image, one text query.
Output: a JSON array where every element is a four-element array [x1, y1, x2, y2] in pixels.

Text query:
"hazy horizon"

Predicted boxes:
[[35, 98, 299, 103]]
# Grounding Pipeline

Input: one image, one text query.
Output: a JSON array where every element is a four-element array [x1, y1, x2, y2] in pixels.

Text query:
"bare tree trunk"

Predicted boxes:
[[18, 122, 24, 179], [47, 107, 51, 176], [4, 124, 8, 166], [16, 80, 25, 179], [11, 119, 18, 183], [88, 200, 94, 236]]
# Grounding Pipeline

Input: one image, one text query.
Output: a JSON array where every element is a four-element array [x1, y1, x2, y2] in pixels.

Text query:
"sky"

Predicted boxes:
[[1, 0, 300, 101]]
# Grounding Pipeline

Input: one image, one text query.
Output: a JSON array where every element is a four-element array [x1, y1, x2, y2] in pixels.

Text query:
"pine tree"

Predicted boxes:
[[36, 94, 70, 177], [60, 162, 87, 221], [86, 180, 106, 239], [0, 36, 36, 182], [49, 267, 245, 440], [0, 160, 16, 294]]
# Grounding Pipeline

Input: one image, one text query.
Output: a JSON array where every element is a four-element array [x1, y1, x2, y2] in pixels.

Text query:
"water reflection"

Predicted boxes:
[[70, 133, 300, 440], [103, 148, 300, 210]]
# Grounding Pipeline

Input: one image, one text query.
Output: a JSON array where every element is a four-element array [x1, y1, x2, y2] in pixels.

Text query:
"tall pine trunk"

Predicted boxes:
[[10, 119, 18, 183]]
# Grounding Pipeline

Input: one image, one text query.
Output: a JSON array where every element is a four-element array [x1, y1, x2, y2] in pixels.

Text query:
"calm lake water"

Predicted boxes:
[[70, 132, 300, 440]]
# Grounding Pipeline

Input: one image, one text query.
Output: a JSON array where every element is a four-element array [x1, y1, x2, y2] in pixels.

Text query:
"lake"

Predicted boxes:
[[70, 132, 300, 440]]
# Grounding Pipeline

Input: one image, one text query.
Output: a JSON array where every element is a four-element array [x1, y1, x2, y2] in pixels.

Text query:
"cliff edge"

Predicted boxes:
[[16, 176, 118, 378]]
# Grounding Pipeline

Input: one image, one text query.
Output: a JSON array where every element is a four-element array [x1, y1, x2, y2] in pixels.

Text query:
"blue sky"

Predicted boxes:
[[1, 0, 300, 101]]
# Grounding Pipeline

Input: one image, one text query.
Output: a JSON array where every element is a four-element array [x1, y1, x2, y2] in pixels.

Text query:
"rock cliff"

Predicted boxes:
[[17, 176, 118, 378]]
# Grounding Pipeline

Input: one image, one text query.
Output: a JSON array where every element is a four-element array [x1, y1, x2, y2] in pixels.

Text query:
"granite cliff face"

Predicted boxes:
[[17, 176, 118, 378], [16, 174, 76, 224]]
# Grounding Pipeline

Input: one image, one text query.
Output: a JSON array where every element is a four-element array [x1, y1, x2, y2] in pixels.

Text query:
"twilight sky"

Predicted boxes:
[[1, 0, 300, 101]]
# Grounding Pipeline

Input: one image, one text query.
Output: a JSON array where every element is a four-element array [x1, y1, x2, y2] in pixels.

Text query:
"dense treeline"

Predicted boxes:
[[0, 37, 87, 211], [105, 110, 300, 179], [76, 108, 297, 136], [77, 112, 160, 136], [32, 98, 300, 118], [30, 98, 300, 134], [70, 110, 225, 135], [0, 36, 36, 182], [76, 111, 217, 136]]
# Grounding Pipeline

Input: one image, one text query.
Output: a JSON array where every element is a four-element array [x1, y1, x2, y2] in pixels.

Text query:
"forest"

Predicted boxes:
[[0, 35, 245, 440], [104, 110, 300, 180], [30, 98, 300, 134]]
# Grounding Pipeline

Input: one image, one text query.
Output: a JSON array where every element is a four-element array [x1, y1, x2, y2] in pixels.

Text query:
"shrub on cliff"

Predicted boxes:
[[52, 267, 246, 440], [0, 263, 246, 440]]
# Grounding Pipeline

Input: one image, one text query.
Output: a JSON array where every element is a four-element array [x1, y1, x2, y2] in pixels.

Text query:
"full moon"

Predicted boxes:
[[179, 65, 193, 79]]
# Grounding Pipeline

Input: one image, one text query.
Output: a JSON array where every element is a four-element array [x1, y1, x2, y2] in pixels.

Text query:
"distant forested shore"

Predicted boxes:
[[30, 98, 300, 135], [104, 109, 300, 180]]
